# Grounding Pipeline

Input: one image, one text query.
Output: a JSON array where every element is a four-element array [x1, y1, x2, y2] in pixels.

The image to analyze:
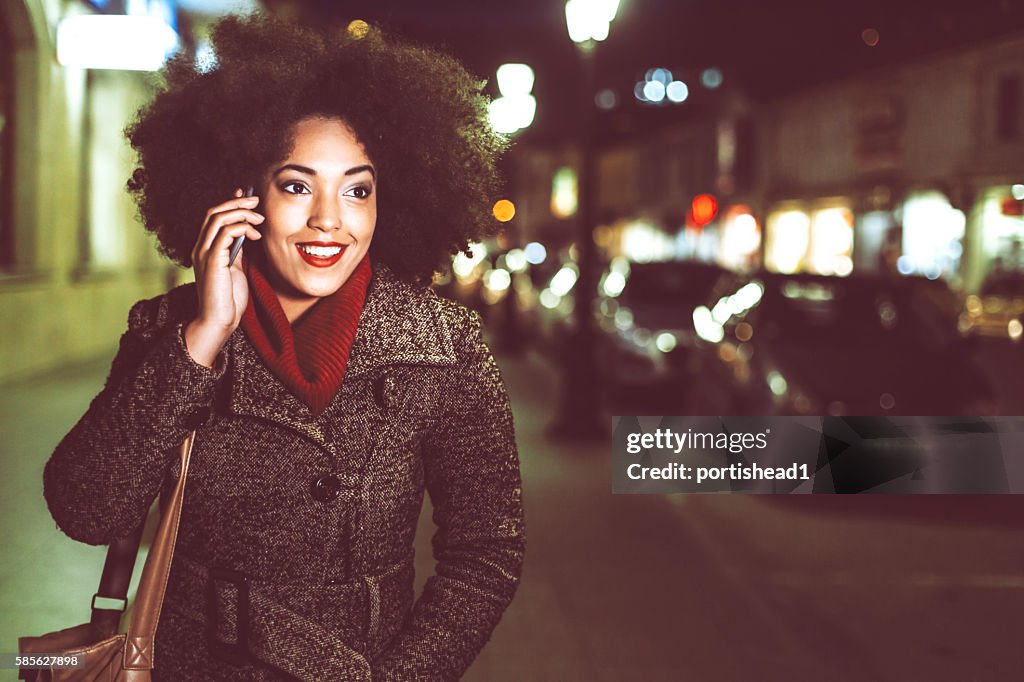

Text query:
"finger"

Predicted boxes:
[[201, 195, 261, 228], [198, 209, 265, 255], [205, 223, 263, 267]]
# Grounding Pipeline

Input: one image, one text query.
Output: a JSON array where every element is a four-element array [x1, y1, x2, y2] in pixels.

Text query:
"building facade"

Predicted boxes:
[[0, 0, 183, 383]]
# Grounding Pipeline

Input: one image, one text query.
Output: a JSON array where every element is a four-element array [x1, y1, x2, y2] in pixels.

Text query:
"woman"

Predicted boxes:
[[42, 13, 525, 681]]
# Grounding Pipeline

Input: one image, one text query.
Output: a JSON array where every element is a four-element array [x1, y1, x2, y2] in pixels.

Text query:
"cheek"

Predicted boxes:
[[360, 205, 378, 241]]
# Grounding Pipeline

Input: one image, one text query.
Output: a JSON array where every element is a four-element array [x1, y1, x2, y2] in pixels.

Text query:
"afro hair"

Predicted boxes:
[[126, 13, 509, 284]]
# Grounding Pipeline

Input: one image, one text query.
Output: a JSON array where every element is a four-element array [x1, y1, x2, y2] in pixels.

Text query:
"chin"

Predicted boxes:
[[298, 280, 346, 298]]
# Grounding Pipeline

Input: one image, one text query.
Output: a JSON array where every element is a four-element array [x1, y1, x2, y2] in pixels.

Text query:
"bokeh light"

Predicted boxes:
[[701, 68, 723, 89], [492, 199, 516, 222], [666, 80, 689, 103]]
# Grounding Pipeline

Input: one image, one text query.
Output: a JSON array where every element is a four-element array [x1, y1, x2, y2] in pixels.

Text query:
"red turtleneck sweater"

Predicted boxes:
[[241, 253, 372, 416]]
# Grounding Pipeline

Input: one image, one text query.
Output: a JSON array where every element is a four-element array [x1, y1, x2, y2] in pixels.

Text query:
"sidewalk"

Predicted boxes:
[[6, 346, 1024, 681]]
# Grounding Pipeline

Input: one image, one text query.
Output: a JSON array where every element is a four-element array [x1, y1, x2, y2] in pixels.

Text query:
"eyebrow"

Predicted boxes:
[[272, 163, 376, 180]]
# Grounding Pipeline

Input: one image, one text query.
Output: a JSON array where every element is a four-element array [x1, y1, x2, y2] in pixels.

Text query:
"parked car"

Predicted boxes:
[[691, 272, 997, 415], [595, 259, 727, 405], [959, 271, 1024, 342]]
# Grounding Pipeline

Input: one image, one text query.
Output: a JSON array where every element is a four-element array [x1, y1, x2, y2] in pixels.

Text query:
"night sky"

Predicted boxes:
[[261, 0, 1024, 142]]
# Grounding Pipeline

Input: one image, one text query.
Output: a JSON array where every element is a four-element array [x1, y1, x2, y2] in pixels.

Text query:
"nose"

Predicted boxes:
[[308, 192, 343, 233]]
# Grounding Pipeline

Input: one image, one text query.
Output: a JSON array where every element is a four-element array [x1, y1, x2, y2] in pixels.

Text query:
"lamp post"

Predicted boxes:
[[549, 0, 619, 440]]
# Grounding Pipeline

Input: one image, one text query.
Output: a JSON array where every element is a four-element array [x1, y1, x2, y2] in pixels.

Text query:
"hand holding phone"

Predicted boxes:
[[184, 186, 263, 367], [228, 185, 255, 266]]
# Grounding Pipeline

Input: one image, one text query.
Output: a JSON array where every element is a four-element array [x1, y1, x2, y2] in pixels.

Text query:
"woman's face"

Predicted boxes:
[[258, 116, 377, 316]]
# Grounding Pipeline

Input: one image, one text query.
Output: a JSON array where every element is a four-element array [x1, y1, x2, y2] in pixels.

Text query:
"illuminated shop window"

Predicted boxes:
[[900, 192, 965, 280], [765, 210, 810, 274]]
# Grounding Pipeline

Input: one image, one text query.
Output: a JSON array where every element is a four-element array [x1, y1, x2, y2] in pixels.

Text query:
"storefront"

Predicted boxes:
[[764, 200, 854, 276], [970, 184, 1024, 290], [897, 190, 965, 283]]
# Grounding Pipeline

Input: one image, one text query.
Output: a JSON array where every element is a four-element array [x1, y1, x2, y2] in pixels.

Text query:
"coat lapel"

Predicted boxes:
[[344, 261, 458, 380], [225, 261, 458, 442]]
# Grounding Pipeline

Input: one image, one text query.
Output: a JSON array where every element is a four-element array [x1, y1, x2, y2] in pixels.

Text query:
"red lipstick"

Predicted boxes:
[[295, 242, 346, 268]]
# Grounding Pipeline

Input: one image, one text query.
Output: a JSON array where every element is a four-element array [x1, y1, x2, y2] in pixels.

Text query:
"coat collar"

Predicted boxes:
[[344, 260, 457, 379], [225, 260, 457, 434]]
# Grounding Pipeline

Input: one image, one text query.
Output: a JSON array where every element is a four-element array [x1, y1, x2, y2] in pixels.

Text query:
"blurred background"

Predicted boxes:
[[3, 0, 1024, 679]]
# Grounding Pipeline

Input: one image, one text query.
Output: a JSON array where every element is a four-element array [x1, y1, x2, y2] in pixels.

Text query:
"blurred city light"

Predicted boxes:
[[809, 207, 854, 276], [648, 68, 673, 85], [452, 242, 487, 279], [492, 199, 516, 222], [505, 248, 528, 272], [550, 264, 580, 297], [490, 63, 536, 135], [666, 81, 689, 103], [539, 289, 561, 309], [691, 193, 719, 227], [601, 270, 627, 297], [1009, 319, 1023, 341], [524, 242, 547, 265], [614, 307, 634, 330], [902, 192, 965, 278], [595, 88, 618, 110], [643, 80, 667, 103], [551, 167, 579, 218], [767, 210, 811, 274], [57, 15, 178, 71], [622, 221, 676, 261], [609, 256, 631, 275], [1013, 184, 1024, 201], [637, 68, 692, 106], [489, 95, 536, 134], [861, 28, 880, 47], [565, 0, 620, 43], [720, 211, 761, 269], [496, 63, 535, 97], [655, 332, 677, 353], [701, 68, 724, 89], [692, 306, 724, 343], [767, 371, 788, 396], [347, 19, 370, 39], [484, 268, 512, 292]]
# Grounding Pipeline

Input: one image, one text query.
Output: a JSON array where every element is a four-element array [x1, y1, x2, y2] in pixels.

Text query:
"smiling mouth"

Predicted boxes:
[[296, 242, 346, 267]]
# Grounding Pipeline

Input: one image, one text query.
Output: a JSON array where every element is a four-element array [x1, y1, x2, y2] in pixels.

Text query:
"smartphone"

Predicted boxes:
[[227, 185, 256, 266]]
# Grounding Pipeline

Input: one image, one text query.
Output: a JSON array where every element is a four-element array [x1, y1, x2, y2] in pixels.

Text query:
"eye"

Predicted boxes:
[[281, 181, 310, 195], [345, 185, 373, 200]]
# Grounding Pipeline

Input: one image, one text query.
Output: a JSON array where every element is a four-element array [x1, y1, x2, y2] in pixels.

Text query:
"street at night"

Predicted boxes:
[[7, 0, 1024, 678]]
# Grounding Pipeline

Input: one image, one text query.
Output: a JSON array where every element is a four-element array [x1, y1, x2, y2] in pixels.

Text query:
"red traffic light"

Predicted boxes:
[[691, 193, 719, 227]]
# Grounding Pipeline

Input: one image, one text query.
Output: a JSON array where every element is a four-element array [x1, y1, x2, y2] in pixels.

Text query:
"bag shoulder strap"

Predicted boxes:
[[89, 525, 145, 634], [121, 430, 197, 671]]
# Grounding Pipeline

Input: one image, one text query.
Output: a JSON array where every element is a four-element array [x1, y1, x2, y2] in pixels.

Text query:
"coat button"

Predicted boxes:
[[183, 406, 211, 429], [311, 474, 342, 502], [374, 374, 400, 411]]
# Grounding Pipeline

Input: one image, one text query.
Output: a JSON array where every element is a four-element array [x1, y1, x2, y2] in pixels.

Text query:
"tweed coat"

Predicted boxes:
[[43, 260, 526, 681]]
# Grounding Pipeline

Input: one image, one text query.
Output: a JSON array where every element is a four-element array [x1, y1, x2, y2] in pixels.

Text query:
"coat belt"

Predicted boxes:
[[163, 552, 413, 681]]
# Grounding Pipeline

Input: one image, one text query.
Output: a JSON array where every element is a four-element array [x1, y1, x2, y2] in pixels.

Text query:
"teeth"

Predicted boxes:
[[299, 245, 343, 257]]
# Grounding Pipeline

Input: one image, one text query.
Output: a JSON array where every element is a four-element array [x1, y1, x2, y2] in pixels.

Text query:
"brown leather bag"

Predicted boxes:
[[18, 432, 197, 681]]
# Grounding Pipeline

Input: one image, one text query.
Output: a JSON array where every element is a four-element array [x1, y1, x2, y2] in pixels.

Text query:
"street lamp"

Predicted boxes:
[[564, 0, 620, 45], [549, 0, 619, 440], [489, 63, 537, 135]]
